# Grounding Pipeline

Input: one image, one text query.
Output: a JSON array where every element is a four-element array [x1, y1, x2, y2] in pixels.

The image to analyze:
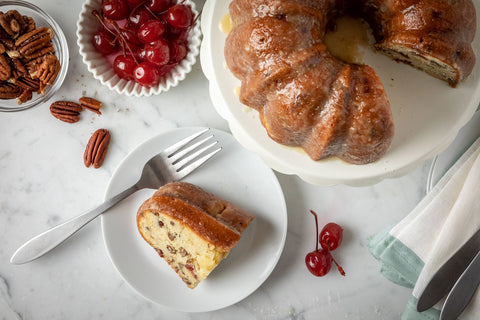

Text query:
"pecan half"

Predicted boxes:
[[79, 96, 102, 115], [16, 88, 32, 104], [16, 76, 40, 92], [15, 27, 54, 60], [0, 54, 11, 81], [50, 101, 83, 123], [0, 10, 24, 39], [0, 81, 21, 99], [25, 56, 42, 76], [10, 57, 26, 79], [0, 12, 60, 105], [84, 129, 111, 168], [36, 54, 60, 86], [0, 25, 9, 40], [22, 15, 35, 34], [2, 38, 19, 58]]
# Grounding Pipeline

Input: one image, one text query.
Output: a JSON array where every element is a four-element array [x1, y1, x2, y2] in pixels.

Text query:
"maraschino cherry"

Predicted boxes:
[[320, 222, 344, 251], [92, 29, 118, 55], [91, 0, 196, 87], [305, 210, 345, 277]]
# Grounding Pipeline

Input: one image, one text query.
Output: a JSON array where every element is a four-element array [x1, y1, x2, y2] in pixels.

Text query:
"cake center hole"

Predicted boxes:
[[324, 15, 374, 64]]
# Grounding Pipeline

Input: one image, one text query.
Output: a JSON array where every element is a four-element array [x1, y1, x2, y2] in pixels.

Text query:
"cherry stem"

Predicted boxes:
[[92, 10, 116, 37], [128, 1, 148, 20], [331, 255, 345, 276], [192, 9, 202, 25], [310, 210, 319, 252], [143, 5, 163, 21]]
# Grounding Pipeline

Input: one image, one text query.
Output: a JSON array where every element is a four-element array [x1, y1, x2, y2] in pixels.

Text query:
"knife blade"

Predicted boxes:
[[440, 249, 480, 320], [417, 228, 480, 312]]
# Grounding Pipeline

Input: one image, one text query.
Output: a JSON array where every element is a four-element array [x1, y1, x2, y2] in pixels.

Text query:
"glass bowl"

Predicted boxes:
[[0, 0, 69, 112], [76, 0, 201, 97]]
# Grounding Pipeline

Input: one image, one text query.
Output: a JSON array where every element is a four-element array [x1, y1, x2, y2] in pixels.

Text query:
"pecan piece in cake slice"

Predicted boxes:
[[0, 82, 21, 99], [0, 54, 11, 81], [15, 27, 54, 60]]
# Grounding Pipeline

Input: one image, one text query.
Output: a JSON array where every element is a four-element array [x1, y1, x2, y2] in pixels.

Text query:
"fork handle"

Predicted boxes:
[[10, 184, 139, 265]]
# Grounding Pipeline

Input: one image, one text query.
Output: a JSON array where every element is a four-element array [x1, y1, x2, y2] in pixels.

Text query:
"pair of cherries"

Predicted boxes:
[[305, 210, 345, 277]]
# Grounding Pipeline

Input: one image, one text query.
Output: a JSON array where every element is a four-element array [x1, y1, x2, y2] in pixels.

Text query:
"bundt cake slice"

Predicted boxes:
[[361, 0, 476, 87], [137, 182, 254, 289]]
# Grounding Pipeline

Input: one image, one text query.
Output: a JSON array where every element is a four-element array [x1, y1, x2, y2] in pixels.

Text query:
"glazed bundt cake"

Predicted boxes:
[[137, 182, 254, 289], [224, 0, 476, 164]]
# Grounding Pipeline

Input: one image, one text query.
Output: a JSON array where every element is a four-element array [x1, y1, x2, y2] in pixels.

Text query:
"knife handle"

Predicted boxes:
[[440, 250, 480, 320]]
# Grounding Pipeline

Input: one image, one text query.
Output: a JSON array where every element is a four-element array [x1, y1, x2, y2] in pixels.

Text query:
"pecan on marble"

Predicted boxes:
[[79, 96, 102, 115], [84, 129, 111, 168], [0, 81, 21, 99], [0, 54, 11, 81], [50, 101, 83, 123], [15, 27, 54, 60]]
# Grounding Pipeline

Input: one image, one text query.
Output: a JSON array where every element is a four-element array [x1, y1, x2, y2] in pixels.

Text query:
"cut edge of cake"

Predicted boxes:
[[137, 182, 254, 289]]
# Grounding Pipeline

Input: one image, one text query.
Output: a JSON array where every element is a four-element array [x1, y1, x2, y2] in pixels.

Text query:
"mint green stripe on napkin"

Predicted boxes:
[[368, 228, 442, 319], [367, 227, 424, 288], [403, 296, 441, 320]]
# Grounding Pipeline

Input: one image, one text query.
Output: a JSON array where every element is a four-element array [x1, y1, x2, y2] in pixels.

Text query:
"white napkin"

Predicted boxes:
[[370, 137, 480, 319]]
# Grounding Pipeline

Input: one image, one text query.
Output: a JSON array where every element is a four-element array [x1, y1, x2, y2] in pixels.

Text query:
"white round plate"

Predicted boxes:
[[427, 110, 480, 192], [200, 0, 480, 186], [102, 127, 287, 312]]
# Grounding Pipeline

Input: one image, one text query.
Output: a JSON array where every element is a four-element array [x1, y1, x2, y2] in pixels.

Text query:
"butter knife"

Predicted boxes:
[[440, 250, 480, 320], [417, 228, 480, 312]]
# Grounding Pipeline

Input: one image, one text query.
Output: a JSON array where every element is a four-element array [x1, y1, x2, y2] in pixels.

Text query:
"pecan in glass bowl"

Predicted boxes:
[[0, 0, 68, 112]]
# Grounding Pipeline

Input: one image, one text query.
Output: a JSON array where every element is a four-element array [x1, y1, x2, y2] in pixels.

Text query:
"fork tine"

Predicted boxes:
[[163, 128, 210, 156], [173, 140, 219, 169], [175, 146, 222, 179], [169, 134, 214, 163]]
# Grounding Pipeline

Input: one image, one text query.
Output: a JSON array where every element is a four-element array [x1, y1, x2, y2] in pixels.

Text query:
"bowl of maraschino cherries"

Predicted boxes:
[[77, 0, 201, 96]]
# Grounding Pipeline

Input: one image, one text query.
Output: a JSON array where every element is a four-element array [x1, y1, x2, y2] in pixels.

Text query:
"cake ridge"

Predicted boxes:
[[225, 0, 476, 164]]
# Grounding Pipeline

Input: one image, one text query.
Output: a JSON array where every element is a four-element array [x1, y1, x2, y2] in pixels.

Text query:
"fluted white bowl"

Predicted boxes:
[[76, 0, 201, 97]]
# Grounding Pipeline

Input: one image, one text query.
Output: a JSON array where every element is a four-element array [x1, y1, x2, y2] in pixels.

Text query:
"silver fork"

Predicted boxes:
[[10, 128, 221, 265]]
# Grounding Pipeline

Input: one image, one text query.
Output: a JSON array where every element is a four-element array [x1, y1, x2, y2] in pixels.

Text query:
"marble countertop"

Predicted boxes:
[[0, 0, 437, 319]]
